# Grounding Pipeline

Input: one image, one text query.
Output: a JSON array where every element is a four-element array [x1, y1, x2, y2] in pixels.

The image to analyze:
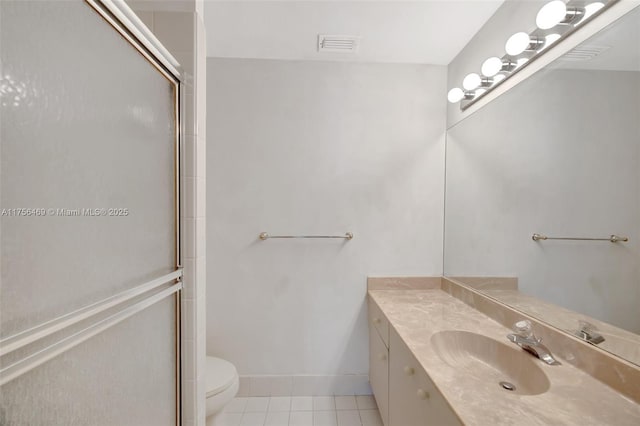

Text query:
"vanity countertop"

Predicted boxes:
[[369, 288, 640, 426]]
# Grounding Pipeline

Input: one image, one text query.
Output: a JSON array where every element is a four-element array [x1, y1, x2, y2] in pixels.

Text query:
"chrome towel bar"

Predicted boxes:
[[259, 232, 353, 241], [532, 234, 628, 242]]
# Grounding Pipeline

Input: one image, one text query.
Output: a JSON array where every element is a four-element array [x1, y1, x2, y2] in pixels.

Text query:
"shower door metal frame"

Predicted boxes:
[[85, 2, 185, 424], [0, 1, 185, 424]]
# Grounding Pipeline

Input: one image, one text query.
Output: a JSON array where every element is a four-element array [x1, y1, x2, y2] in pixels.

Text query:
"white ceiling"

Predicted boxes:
[[204, 1, 505, 65]]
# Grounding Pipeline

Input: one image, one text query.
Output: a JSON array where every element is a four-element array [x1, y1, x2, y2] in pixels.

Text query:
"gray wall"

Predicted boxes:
[[206, 58, 447, 377]]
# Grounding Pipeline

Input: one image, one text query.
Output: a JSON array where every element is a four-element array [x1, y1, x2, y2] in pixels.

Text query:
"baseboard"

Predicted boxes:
[[236, 375, 372, 397]]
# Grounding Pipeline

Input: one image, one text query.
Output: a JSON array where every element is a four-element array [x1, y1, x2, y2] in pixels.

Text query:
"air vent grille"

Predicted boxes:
[[317, 35, 360, 53], [560, 45, 610, 61]]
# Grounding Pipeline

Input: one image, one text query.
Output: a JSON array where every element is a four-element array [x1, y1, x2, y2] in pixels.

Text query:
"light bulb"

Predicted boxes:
[[463, 73, 481, 90], [517, 58, 529, 67], [447, 88, 464, 103], [475, 88, 487, 96], [536, 1, 567, 29], [583, 2, 604, 21], [481, 57, 503, 77], [493, 74, 506, 84], [505, 32, 532, 56], [545, 33, 561, 45]]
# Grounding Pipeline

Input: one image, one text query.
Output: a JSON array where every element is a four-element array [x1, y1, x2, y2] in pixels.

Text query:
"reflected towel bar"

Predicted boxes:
[[532, 234, 628, 242], [259, 232, 353, 240]]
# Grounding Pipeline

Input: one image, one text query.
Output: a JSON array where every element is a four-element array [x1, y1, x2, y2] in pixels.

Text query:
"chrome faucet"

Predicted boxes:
[[507, 320, 559, 365], [574, 320, 605, 345]]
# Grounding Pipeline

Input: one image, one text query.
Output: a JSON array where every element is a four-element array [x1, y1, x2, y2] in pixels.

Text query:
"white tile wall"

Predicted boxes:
[[128, 3, 206, 425]]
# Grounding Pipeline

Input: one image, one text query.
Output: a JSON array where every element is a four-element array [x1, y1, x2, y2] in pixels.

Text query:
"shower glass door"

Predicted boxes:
[[0, 1, 182, 424]]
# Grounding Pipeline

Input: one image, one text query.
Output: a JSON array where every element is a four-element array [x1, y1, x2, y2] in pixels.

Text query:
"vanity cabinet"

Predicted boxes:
[[368, 298, 461, 426], [388, 328, 460, 426], [369, 324, 389, 425], [368, 297, 390, 347]]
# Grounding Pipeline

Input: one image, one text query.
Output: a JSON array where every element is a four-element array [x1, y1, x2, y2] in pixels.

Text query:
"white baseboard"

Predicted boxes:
[[236, 375, 372, 397]]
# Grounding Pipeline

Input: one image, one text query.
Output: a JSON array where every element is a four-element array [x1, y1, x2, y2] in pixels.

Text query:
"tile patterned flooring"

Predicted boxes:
[[207, 396, 383, 426]]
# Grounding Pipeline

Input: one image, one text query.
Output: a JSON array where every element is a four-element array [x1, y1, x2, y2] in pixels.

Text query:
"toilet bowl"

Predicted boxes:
[[206, 356, 239, 418]]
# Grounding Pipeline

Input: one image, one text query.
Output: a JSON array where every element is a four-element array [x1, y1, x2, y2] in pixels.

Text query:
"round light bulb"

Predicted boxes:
[[475, 88, 487, 97], [462, 73, 481, 90], [545, 33, 561, 45], [447, 87, 464, 103], [536, 1, 567, 30], [505, 32, 531, 56], [517, 58, 529, 68], [481, 57, 503, 77], [583, 2, 604, 21], [493, 74, 506, 84]]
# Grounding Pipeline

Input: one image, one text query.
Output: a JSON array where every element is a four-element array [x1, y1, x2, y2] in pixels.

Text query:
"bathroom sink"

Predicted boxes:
[[430, 330, 550, 396]]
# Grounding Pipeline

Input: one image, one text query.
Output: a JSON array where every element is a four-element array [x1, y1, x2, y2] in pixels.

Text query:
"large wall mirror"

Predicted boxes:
[[444, 5, 639, 366]]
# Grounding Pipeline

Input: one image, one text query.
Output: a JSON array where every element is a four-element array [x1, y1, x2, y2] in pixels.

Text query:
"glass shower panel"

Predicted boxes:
[[0, 0, 180, 423], [0, 297, 176, 426], [1, 0, 177, 337]]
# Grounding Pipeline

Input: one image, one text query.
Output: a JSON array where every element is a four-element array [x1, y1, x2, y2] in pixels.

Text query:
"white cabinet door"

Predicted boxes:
[[389, 328, 461, 426], [369, 324, 389, 425], [368, 297, 390, 347]]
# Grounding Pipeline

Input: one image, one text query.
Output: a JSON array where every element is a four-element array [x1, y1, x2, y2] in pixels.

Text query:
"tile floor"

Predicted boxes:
[[207, 396, 383, 426]]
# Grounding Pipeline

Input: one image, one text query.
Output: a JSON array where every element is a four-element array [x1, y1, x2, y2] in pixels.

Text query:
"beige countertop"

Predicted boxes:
[[369, 289, 640, 426]]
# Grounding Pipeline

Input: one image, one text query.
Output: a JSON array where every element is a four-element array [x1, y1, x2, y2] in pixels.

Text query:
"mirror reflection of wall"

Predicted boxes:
[[444, 6, 640, 365]]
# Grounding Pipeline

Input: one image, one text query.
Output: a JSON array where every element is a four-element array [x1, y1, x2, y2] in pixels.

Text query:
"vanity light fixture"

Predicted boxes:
[[480, 77, 494, 88], [536, 1, 569, 29], [462, 73, 482, 90], [447, 0, 616, 108], [447, 88, 465, 103], [481, 57, 517, 77], [448, 89, 477, 102], [481, 57, 503, 76], [536, 0, 585, 29], [505, 32, 545, 56]]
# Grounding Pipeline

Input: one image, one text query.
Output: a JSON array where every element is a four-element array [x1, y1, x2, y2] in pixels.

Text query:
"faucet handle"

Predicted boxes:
[[513, 320, 541, 342], [578, 320, 598, 332], [513, 320, 533, 336]]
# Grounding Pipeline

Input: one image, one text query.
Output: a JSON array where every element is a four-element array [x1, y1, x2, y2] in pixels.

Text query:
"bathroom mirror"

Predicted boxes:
[[443, 5, 640, 366]]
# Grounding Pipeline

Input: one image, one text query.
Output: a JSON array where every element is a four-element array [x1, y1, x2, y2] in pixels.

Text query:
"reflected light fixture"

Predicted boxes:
[[583, 2, 605, 21], [493, 74, 506, 84], [545, 33, 561, 45]]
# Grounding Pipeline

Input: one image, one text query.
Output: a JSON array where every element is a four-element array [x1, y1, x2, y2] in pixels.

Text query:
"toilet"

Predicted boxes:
[[206, 356, 239, 418]]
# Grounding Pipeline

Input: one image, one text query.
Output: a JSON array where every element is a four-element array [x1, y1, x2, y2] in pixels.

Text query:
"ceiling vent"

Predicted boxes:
[[559, 45, 610, 61], [317, 35, 360, 53]]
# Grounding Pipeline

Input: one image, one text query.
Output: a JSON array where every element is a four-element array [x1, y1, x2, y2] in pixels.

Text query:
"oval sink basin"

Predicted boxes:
[[431, 330, 550, 396]]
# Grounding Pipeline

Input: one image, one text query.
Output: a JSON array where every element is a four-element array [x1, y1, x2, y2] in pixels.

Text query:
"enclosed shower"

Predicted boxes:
[[0, 1, 184, 424]]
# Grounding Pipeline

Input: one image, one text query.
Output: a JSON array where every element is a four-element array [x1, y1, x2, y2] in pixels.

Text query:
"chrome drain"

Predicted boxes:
[[499, 381, 516, 391]]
